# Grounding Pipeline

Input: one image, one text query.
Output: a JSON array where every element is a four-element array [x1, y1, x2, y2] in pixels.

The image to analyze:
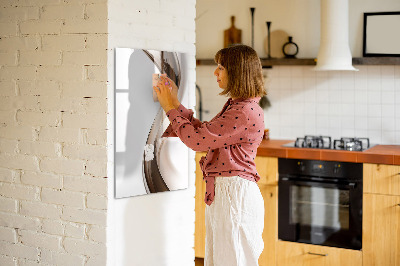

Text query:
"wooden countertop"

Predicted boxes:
[[257, 139, 400, 165]]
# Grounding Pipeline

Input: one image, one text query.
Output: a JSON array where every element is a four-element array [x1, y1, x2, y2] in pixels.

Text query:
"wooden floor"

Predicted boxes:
[[195, 257, 204, 266]]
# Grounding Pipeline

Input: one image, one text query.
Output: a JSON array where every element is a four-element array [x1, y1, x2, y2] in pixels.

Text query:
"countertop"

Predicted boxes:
[[256, 139, 400, 165]]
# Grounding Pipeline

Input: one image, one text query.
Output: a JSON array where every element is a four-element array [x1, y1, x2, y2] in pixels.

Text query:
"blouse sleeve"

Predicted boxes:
[[164, 106, 249, 152], [161, 104, 202, 138]]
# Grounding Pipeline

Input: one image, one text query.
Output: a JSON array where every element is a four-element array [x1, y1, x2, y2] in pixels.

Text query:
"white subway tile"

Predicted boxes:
[[382, 90, 395, 104], [328, 103, 341, 116], [341, 89, 354, 104], [367, 91, 381, 104], [316, 116, 330, 128], [316, 103, 329, 116], [354, 117, 368, 130], [341, 104, 355, 116], [381, 131, 396, 144], [382, 104, 395, 118], [355, 104, 368, 117], [341, 128, 355, 137], [341, 117, 355, 129], [316, 89, 329, 103], [367, 130, 382, 143], [382, 117, 396, 131], [367, 104, 382, 118], [367, 117, 382, 131], [304, 102, 316, 115], [329, 116, 341, 130]]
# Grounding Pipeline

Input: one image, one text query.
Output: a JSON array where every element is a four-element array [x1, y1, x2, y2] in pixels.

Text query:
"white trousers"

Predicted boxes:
[[205, 176, 265, 266]]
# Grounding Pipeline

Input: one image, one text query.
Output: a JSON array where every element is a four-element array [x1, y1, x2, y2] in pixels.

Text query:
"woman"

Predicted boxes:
[[154, 44, 266, 266]]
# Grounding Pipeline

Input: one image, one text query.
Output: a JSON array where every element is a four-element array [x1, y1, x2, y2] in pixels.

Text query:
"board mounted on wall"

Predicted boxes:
[[363, 11, 400, 57], [114, 48, 189, 199]]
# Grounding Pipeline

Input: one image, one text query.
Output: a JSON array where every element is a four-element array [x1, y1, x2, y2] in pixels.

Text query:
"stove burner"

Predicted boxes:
[[286, 136, 372, 151], [333, 137, 370, 151], [295, 135, 332, 149]]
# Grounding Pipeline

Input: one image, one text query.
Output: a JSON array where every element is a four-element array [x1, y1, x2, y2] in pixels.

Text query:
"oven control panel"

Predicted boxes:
[[280, 158, 362, 180]]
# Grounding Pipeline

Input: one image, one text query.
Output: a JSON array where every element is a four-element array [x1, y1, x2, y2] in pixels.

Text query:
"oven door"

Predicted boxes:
[[278, 176, 362, 250]]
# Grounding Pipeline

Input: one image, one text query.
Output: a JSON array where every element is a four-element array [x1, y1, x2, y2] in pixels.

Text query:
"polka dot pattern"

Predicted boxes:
[[162, 98, 265, 206]]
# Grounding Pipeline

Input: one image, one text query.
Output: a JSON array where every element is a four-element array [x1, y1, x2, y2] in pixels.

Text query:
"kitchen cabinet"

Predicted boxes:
[[363, 163, 400, 196], [256, 157, 278, 266], [276, 241, 362, 266], [363, 193, 400, 266], [194, 154, 279, 266], [259, 184, 278, 266], [195, 152, 207, 258], [363, 163, 400, 266]]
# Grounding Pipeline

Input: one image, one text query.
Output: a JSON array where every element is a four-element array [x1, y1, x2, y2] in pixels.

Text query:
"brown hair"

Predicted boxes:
[[214, 44, 266, 99]]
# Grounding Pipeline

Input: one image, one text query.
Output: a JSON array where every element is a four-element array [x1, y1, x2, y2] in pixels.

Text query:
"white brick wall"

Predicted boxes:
[[0, 0, 108, 265]]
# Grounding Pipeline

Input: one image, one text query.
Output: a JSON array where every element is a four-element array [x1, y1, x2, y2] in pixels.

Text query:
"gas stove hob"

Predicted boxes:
[[282, 135, 374, 151]]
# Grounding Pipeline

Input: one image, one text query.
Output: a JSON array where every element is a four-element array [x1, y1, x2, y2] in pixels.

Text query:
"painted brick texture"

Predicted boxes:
[[0, 0, 108, 265]]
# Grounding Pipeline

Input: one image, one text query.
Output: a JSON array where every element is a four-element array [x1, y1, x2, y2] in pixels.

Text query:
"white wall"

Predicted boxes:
[[196, 0, 400, 145], [196, 0, 400, 58], [107, 0, 197, 266], [0, 1, 108, 265]]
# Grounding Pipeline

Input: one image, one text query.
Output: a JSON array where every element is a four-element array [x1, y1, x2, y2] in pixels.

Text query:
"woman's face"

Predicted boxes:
[[214, 64, 228, 89]]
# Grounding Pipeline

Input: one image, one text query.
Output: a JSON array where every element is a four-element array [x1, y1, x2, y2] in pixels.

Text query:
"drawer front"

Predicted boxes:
[[255, 156, 278, 186], [364, 164, 400, 196], [277, 241, 362, 266]]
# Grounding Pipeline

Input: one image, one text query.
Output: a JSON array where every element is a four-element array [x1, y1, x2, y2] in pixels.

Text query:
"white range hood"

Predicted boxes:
[[314, 0, 358, 71]]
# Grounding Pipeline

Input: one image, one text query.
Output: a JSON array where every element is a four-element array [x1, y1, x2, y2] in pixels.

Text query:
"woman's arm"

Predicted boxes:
[[156, 76, 202, 137], [165, 107, 249, 152]]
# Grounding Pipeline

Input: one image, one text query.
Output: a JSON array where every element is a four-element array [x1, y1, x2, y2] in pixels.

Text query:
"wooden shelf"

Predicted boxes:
[[196, 57, 400, 67], [352, 57, 400, 65]]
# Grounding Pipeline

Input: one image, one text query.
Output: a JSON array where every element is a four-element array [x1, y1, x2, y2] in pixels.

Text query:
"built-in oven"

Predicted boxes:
[[278, 158, 363, 250]]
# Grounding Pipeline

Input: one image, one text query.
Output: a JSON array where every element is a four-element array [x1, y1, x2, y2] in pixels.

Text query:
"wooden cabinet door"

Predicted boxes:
[[277, 241, 362, 266], [259, 185, 278, 266], [363, 193, 400, 266], [195, 152, 207, 258], [255, 156, 278, 186], [364, 164, 400, 196]]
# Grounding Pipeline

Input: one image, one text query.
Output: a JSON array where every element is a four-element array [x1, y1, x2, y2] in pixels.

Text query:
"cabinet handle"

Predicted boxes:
[[307, 252, 328, 256], [397, 204, 400, 207]]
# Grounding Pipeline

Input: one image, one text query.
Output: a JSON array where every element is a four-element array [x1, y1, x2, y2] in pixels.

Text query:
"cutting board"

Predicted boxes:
[[224, 16, 242, 48]]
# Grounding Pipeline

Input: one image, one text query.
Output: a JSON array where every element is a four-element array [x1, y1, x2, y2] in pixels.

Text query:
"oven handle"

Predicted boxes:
[[280, 177, 357, 189]]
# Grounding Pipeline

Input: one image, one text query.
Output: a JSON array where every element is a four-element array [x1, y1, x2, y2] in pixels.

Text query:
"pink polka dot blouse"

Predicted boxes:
[[162, 97, 265, 205]]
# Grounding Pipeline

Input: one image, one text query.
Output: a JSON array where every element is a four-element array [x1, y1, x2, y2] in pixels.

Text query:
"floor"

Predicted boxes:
[[195, 257, 204, 266]]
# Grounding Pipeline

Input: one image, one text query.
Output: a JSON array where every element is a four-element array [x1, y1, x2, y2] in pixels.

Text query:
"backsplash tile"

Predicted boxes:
[[196, 65, 400, 145]]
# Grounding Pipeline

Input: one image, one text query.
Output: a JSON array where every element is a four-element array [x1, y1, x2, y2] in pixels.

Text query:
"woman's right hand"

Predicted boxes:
[[160, 76, 180, 108]]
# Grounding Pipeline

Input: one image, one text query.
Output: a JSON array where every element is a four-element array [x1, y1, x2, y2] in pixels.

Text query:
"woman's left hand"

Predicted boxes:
[[153, 78, 175, 113]]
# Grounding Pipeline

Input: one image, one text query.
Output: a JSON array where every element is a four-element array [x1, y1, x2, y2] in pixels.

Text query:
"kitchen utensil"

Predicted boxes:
[[224, 16, 242, 48], [250, 7, 255, 48]]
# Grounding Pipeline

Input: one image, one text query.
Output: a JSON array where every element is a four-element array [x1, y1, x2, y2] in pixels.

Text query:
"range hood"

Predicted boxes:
[[314, 0, 358, 71]]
